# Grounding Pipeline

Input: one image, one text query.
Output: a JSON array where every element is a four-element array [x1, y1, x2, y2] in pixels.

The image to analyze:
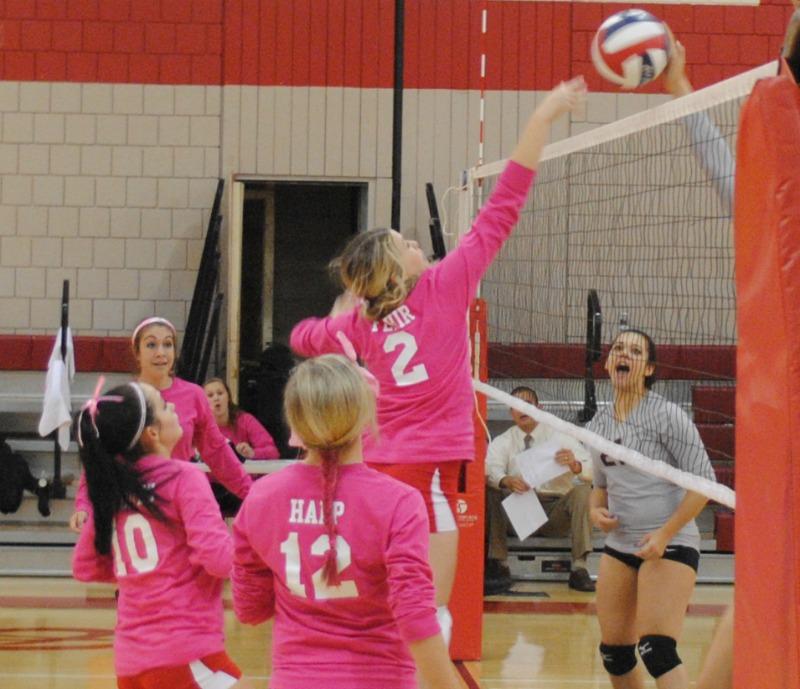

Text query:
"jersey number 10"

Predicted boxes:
[[111, 514, 160, 576]]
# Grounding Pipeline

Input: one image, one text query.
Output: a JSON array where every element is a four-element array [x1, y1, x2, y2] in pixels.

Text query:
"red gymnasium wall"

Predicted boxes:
[[0, 0, 793, 91]]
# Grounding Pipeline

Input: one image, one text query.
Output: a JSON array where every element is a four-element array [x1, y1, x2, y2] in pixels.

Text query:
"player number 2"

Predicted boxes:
[[111, 514, 159, 576], [384, 332, 429, 386], [280, 532, 359, 600]]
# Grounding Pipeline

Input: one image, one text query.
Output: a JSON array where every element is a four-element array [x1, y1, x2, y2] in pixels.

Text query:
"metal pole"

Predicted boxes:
[[52, 280, 69, 499], [390, 0, 404, 230]]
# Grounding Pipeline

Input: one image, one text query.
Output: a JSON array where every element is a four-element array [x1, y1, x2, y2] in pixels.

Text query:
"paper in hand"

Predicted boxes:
[[515, 438, 571, 488], [502, 491, 548, 541]]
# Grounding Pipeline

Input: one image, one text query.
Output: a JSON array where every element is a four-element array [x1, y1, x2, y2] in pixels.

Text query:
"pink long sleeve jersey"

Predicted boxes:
[[290, 161, 535, 464], [219, 411, 280, 459], [72, 455, 232, 677], [232, 462, 440, 689], [75, 377, 252, 513]]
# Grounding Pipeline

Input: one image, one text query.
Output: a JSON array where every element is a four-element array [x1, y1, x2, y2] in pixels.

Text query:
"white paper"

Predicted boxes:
[[502, 490, 549, 541], [515, 438, 571, 489]]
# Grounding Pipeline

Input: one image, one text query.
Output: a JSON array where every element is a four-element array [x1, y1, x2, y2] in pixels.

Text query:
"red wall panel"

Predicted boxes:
[[343, 0, 364, 87], [361, 0, 380, 88], [0, 1, 795, 90], [240, 0, 260, 84], [326, 0, 346, 86]]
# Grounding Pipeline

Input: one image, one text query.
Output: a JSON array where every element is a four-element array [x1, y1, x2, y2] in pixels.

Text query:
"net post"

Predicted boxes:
[[447, 299, 488, 661]]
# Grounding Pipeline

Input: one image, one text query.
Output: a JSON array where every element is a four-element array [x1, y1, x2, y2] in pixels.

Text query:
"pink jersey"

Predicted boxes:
[[72, 455, 232, 677], [232, 462, 440, 689], [75, 377, 252, 513], [218, 411, 280, 459], [290, 161, 535, 464]]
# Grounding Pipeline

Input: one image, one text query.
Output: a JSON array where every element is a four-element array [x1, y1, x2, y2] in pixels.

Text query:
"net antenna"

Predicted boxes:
[[425, 182, 448, 261]]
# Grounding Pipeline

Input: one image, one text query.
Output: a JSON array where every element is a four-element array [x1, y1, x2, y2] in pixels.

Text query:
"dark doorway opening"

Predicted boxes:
[[238, 182, 365, 452]]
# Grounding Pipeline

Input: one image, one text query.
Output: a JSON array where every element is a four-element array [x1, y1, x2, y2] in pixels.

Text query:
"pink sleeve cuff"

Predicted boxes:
[[397, 613, 443, 644], [501, 159, 537, 188]]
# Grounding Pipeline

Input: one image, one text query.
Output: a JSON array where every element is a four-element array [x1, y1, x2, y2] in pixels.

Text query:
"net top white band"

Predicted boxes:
[[472, 60, 777, 181]]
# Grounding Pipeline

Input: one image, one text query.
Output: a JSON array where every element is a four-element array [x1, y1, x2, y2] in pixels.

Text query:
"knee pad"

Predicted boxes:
[[436, 606, 453, 647], [637, 635, 681, 678], [599, 642, 637, 676]]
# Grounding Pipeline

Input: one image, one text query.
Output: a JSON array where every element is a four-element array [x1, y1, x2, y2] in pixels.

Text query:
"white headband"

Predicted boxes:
[[126, 382, 148, 451], [131, 317, 176, 345]]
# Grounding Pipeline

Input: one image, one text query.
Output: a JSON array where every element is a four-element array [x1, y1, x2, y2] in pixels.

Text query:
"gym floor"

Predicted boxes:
[[0, 577, 732, 688]]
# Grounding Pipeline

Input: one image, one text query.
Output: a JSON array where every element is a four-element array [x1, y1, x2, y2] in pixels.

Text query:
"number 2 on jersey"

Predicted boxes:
[[281, 532, 358, 600], [384, 332, 429, 386]]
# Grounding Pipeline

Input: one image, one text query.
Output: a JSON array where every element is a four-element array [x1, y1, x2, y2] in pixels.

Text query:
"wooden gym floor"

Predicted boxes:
[[0, 577, 732, 688]]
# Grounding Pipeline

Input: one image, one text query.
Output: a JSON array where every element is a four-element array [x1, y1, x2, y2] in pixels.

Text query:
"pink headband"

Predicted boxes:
[[76, 377, 146, 451], [131, 317, 176, 345]]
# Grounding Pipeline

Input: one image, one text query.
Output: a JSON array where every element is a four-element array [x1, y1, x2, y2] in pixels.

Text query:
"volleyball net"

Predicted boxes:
[[459, 62, 779, 510]]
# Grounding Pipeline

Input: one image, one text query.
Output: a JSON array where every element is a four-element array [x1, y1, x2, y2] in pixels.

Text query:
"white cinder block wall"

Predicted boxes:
[[0, 81, 221, 336], [0, 77, 648, 336]]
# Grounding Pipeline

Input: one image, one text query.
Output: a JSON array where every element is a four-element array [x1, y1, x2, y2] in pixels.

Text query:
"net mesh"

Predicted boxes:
[[461, 64, 778, 510]]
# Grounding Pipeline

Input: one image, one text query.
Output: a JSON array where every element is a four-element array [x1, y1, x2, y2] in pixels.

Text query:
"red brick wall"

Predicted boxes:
[[0, 0, 794, 90]]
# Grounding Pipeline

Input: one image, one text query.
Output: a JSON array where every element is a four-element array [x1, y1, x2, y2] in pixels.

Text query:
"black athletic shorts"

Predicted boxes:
[[604, 544, 700, 573]]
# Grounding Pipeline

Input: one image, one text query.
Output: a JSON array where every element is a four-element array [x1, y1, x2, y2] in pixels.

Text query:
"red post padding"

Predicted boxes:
[[447, 299, 488, 661], [734, 59, 800, 689]]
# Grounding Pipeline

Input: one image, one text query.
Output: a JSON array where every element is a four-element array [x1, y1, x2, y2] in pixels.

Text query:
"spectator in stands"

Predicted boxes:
[[204, 376, 280, 514], [485, 386, 595, 594], [587, 328, 715, 689], [204, 378, 280, 460], [70, 317, 252, 532]]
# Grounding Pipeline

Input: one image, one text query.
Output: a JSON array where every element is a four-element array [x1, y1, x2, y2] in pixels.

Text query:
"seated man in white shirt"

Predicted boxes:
[[485, 386, 595, 592]]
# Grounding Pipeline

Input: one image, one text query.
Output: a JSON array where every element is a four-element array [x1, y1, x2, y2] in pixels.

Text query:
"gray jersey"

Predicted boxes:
[[587, 391, 715, 553]]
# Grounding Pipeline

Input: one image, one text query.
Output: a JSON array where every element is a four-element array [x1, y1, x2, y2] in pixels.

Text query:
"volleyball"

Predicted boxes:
[[591, 9, 670, 89]]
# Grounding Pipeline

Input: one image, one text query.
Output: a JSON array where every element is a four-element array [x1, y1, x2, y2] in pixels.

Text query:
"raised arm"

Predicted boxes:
[[665, 35, 734, 214], [433, 78, 588, 305], [289, 308, 361, 359], [511, 77, 588, 169]]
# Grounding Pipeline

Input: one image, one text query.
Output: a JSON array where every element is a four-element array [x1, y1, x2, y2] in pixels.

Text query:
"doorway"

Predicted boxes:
[[238, 181, 365, 364]]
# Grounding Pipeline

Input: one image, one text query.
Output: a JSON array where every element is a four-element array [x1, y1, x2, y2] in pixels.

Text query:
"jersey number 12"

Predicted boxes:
[[280, 532, 359, 600]]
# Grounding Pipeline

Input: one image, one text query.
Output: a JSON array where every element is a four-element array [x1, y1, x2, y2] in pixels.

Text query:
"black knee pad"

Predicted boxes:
[[599, 642, 637, 676], [637, 635, 681, 678]]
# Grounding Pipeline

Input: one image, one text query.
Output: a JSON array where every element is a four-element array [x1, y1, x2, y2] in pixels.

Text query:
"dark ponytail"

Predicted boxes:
[[75, 383, 165, 556]]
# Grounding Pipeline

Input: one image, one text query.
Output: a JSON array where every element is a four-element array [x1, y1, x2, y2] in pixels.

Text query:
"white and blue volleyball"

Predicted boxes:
[[591, 9, 670, 89]]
